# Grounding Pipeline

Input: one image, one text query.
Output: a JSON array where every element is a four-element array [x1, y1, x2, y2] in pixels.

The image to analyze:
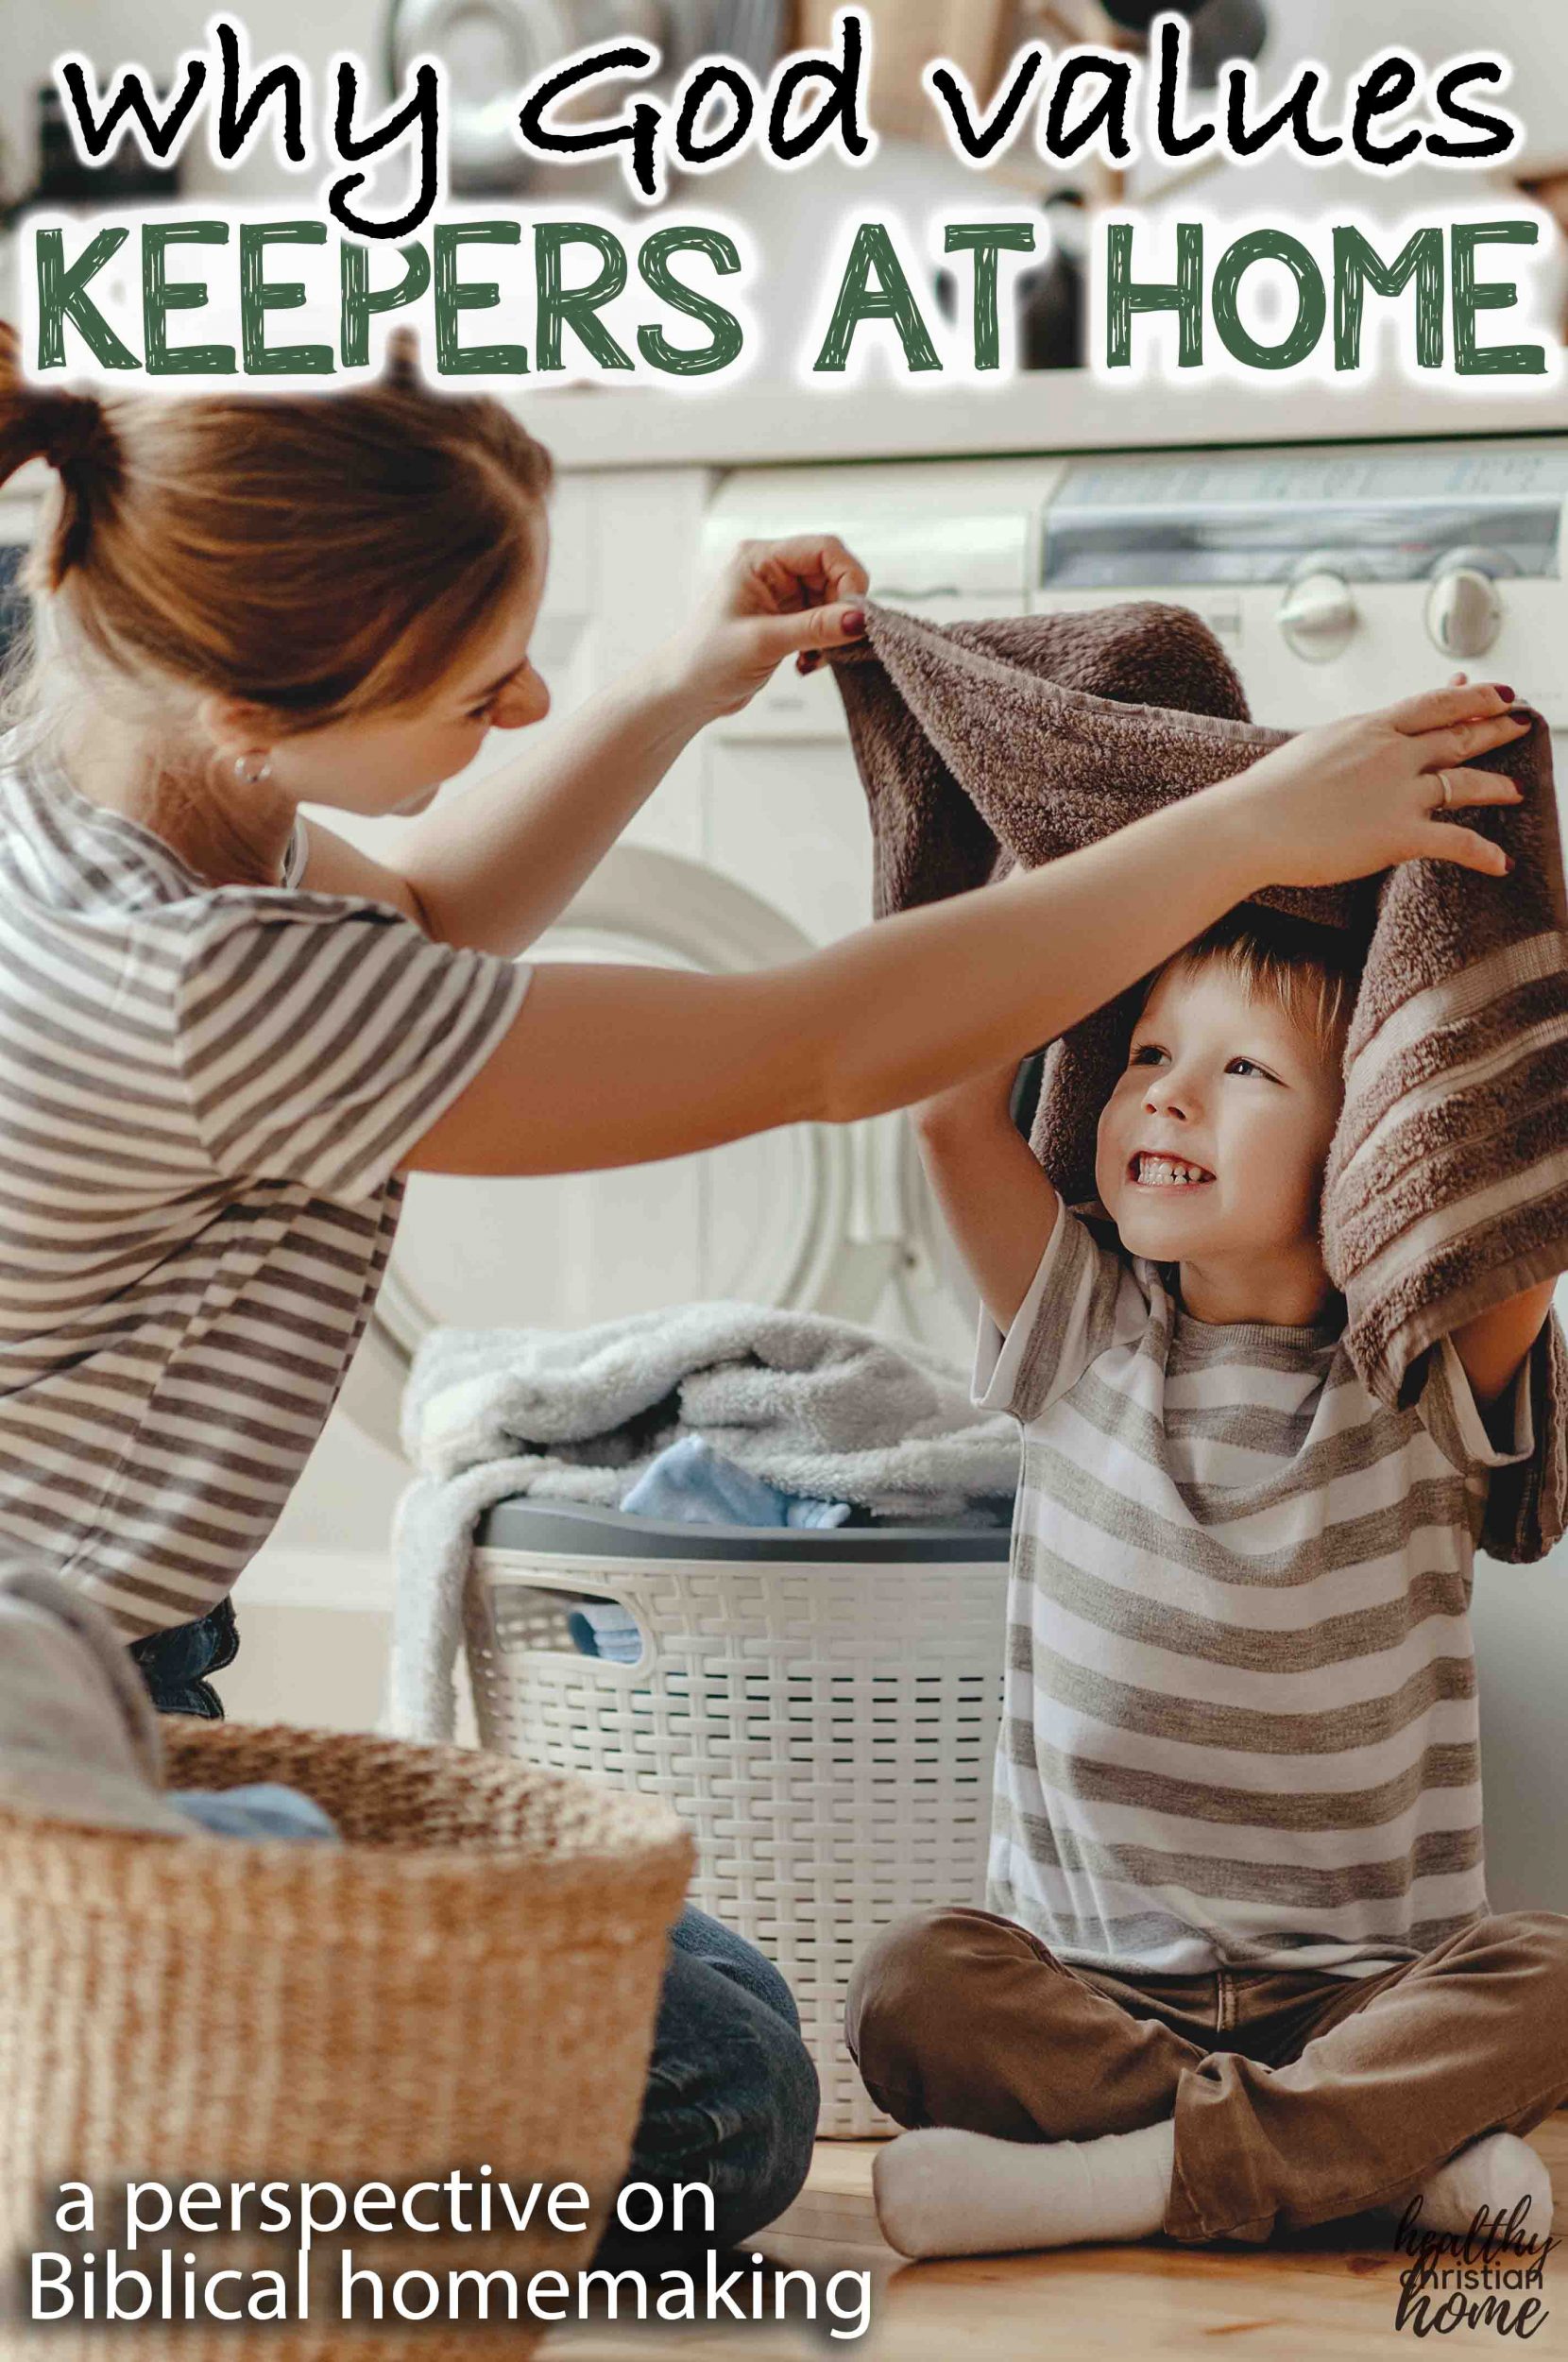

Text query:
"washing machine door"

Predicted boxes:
[[340, 846, 972, 1457]]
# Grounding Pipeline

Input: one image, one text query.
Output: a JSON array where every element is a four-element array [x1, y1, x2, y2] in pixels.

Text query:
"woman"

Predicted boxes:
[[0, 327, 1526, 2250]]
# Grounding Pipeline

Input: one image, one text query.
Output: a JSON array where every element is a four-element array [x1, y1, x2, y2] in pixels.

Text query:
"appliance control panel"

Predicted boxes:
[[1033, 441, 1568, 728]]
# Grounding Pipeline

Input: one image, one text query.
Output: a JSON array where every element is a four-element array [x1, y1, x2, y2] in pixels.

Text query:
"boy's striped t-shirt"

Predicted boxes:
[[0, 748, 529, 1639], [977, 1207, 1547, 1978]]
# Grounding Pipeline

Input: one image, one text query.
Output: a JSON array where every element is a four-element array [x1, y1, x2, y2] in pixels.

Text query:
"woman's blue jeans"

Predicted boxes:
[[129, 1603, 819, 2255], [616, 1904, 819, 2257], [128, 1596, 238, 1718]]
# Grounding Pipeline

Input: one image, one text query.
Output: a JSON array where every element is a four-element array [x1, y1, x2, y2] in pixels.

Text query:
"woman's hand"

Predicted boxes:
[[657, 535, 870, 720], [1215, 681, 1529, 890]]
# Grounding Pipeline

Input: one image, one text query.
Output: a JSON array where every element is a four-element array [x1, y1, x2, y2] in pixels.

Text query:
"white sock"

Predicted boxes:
[[873, 2120, 1176, 2259], [1388, 2133, 1554, 2240]]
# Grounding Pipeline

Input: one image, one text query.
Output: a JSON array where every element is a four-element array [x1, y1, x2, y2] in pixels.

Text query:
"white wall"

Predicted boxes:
[[1474, 1552, 1568, 1911]]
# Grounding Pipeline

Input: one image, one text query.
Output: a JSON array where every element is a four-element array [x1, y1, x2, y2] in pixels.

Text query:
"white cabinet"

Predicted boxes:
[[452, 466, 717, 860]]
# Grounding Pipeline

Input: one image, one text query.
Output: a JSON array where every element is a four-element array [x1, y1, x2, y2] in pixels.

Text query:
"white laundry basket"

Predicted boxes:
[[463, 1500, 1012, 2136]]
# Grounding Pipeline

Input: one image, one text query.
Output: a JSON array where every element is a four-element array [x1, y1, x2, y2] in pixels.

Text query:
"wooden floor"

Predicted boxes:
[[554, 2114, 1568, 2360]]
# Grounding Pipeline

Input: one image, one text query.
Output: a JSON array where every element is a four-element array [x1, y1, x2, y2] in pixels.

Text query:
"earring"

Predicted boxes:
[[232, 750, 274, 787]]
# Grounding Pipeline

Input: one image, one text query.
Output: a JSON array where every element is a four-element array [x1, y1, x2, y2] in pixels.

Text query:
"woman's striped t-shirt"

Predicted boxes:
[[0, 748, 529, 1638], [977, 1207, 1547, 1978]]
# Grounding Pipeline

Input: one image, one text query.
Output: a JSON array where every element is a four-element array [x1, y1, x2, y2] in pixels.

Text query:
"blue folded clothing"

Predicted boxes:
[[620, 1436, 852, 1531], [562, 1439, 855, 1663], [566, 1602, 643, 1666], [170, 1783, 341, 1843]]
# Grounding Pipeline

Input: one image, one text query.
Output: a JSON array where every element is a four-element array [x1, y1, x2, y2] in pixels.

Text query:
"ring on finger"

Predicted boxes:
[[1436, 770, 1455, 810]]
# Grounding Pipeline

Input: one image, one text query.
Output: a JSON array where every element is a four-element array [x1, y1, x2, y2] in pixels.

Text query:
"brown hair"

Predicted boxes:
[[0, 325, 554, 738], [1150, 905, 1360, 1064]]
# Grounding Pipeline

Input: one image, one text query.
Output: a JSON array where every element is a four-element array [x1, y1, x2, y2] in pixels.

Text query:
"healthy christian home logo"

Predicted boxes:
[[1392, 2195, 1559, 2339]]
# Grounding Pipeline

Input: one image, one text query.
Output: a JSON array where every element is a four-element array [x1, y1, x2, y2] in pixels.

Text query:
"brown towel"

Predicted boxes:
[[824, 598, 1568, 1562]]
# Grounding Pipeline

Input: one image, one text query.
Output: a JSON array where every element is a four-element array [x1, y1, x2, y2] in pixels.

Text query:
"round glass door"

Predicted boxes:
[[372, 847, 872, 1357], [342, 847, 971, 1454]]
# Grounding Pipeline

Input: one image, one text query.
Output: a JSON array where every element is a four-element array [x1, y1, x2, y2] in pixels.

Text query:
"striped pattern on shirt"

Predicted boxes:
[[976, 1207, 1544, 1978], [0, 750, 530, 1638]]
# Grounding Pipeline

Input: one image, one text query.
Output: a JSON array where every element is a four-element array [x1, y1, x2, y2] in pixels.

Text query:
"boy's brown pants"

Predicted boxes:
[[845, 1907, 1568, 2242]]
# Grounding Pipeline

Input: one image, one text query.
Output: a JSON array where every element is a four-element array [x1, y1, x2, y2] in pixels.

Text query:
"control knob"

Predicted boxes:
[[1276, 571, 1357, 662], [1425, 552, 1507, 662]]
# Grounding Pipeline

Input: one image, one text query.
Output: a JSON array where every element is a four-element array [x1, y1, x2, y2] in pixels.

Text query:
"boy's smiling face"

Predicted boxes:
[[1094, 957, 1346, 1319]]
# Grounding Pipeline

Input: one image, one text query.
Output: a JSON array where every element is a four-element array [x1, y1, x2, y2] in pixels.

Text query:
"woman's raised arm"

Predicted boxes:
[[386, 537, 872, 956], [402, 684, 1527, 1177]]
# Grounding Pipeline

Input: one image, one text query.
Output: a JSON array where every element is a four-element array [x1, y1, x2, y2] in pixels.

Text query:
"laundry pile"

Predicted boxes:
[[621, 1433, 855, 1531], [819, 597, 1568, 1562], [389, 1301, 1019, 1738], [0, 1566, 337, 1840]]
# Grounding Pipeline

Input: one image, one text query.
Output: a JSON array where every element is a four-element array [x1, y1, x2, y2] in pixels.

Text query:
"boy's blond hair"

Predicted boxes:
[[1150, 907, 1361, 1068]]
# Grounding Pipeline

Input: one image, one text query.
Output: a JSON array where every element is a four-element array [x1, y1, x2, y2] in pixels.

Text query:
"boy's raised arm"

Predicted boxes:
[[913, 1066, 1061, 1333], [1451, 1283, 1558, 1417]]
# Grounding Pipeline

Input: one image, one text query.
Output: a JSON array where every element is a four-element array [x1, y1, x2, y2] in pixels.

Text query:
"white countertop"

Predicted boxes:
[[518, 371, 1568, 473]]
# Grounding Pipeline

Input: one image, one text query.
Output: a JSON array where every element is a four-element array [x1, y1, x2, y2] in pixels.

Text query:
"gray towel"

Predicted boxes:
[[0, 1566, 193, 1835], [0, 1568, 340, 1841], [822, 598, 1568, 1561], [390, 1301, 1019, 1740]]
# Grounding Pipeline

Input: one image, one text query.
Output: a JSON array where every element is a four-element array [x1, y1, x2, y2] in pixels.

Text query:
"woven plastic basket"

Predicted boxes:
[[464, 1504, 1012, 2137], [0, 1721, 692, 2361]]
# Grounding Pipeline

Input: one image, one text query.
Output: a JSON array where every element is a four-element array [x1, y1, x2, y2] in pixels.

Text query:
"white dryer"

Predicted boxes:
[[340, 837, 974, 1459], [324, 464, 1021, 1463]]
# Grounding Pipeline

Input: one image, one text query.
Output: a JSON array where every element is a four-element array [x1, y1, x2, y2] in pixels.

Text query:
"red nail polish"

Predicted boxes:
[[1496, 685, 1517, 703], [843, 608, 867, 637]]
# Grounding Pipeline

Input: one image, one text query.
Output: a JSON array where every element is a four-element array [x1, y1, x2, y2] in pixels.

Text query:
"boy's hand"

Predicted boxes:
[[1217, 682, 1529, 890]]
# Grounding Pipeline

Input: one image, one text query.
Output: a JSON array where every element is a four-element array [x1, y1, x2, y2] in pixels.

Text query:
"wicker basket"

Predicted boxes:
[[0, 1722, 692, 2361], [464, 1512, 1011, 2137]]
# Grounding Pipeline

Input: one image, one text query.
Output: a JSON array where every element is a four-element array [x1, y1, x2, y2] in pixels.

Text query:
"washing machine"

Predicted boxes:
[[302, 463, 1049, 1459]]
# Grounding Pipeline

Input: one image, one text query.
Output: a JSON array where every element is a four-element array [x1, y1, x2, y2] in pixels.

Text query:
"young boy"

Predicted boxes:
[[848, 907, 1568, 2260]]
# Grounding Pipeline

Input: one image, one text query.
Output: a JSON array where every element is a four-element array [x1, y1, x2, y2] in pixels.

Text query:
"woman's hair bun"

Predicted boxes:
[[32, 392, 117, 476], [0, 315, 554, 720], [0, 319, 124, 584]]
